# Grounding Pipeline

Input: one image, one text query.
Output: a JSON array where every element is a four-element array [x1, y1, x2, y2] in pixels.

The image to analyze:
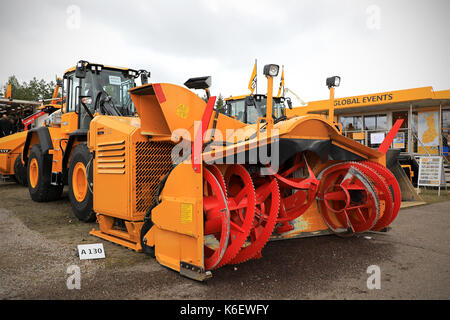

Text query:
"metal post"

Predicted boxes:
[[328, 87, 335, 124], [439, 103, 442, 157], [408, 103, 413, 154], [266, 75, 274, 132]]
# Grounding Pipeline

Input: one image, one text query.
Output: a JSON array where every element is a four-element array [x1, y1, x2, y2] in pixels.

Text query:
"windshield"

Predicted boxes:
[[82, 69, 136, 116], [228, 95, 286, 124], [252, 97, 286, 123]]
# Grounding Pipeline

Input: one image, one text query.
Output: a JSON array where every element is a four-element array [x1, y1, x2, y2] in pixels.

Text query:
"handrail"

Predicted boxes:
[[410, 128, 431, 156], [439, 130, 450, 166]]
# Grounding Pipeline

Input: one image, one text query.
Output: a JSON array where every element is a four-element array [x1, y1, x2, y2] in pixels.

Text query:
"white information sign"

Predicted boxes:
[[78, 243, 106, 260], [109, 75, 122, 85], [417, 156, 446, 195], [370, 132, 385, 144]]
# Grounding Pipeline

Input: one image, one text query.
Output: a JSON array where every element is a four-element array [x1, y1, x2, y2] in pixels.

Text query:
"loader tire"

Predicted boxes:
[[27, 144, 63, 202], [14, 153, 28, 186], [140, 217, 155, 258], [68, 143, 96, 222]]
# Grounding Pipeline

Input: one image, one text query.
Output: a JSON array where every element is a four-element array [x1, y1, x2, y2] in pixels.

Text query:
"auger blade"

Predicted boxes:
[[272, 153, 319, 233], [203, 167, 230, 270], [317, 162, 380, 235], [215, 164, 256, 268], [230, 176, 280, 264], [354, 162, 394, 231], [205, 164, 227, 194], [362, 161, 401, 229]]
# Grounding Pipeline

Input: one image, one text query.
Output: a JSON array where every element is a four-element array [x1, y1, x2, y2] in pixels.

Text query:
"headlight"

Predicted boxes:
[[263, 64, 280, 77], [326, 76, 341, 88]]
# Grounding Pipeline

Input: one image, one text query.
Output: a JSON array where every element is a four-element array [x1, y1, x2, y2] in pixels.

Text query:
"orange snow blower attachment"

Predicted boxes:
[[88, 66, 403, 281]]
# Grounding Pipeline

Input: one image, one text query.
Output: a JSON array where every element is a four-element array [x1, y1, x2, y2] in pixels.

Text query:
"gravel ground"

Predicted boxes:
[[0, 181, 449, 300]]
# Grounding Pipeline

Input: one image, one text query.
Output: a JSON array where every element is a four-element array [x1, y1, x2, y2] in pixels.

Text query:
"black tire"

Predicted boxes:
[[68, 143, 95, 222], [27, 144, 63, 202], [140, 216, 155, 258], [14, 153, 28, 186]]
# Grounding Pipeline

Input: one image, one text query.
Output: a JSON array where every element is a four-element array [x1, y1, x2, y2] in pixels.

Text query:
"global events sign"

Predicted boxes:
[[334, 93, 394, 107]]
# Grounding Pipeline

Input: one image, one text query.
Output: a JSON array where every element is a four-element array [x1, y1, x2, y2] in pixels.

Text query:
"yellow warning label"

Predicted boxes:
[[180, 203, 193, 224], [176, 104, 189, 119]]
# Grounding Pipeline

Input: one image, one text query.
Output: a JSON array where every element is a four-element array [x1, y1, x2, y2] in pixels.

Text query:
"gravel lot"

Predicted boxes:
[[0, 181, 449, 299]]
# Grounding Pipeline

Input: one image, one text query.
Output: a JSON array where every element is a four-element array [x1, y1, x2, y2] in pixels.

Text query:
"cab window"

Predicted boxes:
[[65, 74, 79, 113], [229, 100, 246, 122]]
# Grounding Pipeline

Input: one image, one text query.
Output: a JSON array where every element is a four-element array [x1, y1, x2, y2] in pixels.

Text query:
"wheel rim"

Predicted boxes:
[[29, 158, 39, 188], [73, 162, 88, 202]]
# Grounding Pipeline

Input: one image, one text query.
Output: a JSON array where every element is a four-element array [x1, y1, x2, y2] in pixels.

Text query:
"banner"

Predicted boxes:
[[418, 110, 439, 154], [393, 132, 405, 149], [248, 60, 257, 94]]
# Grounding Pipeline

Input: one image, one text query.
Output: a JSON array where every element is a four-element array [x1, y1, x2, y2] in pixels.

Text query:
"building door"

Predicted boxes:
[[392, 111, 408, 128], [392, 111, 409, 152]]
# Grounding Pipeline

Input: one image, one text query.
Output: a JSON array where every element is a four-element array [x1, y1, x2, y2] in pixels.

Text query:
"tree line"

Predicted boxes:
[[2, 76, 57, 101], [201, 93, 226, 114], [2, 75, 227, 114]]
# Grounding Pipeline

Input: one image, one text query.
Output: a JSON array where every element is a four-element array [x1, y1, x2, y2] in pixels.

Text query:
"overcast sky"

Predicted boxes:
[[0, 0, 449, 103]]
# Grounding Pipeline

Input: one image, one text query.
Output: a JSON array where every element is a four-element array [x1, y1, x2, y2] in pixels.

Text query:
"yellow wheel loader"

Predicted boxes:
[[82, 63, 403, 281], [0, 85, 62, 185], [0, 131, 28, 185], [224, 94, 293, 124], [21, 61, 150, 222]]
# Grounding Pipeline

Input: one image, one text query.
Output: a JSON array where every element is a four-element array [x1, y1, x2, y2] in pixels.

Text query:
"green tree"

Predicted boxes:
[[4, 76, 56, 101], [215, 94, 225, 114]]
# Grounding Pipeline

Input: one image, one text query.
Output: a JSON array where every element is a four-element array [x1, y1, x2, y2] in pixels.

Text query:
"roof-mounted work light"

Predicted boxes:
[[263, 64, 280, 77], [75, 60, 88, 78], [184, 76, 212, 99], [326, 76, 341, 88], [326, 76, 341, 125]]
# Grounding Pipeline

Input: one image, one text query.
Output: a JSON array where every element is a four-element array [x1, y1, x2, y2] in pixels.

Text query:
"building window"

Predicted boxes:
[[364, 115, 376, 130], [339, 116, 362, 131], [377, 114, 387, 129], [443, 109, 450, 149], [364, 114, 387, 130]]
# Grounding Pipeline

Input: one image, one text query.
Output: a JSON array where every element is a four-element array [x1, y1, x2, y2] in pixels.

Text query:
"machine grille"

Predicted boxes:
[[134, 141, 174, 214], [97, 140, 126, 174]]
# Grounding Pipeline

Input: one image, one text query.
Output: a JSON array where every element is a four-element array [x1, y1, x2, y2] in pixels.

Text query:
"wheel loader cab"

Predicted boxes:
[[225, 94, 288, 124], [62, 63, 139, 130]]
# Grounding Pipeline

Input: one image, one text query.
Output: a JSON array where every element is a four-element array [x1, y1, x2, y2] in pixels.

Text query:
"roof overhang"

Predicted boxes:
[[297, 87, 450, 115]]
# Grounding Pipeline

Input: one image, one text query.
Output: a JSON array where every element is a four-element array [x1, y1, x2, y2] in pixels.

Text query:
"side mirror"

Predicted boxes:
[[56, 78, 63, 87], [75, 60, 88, 79], [286, 97, 293, 109], [141, 73, 148, 85], [245, 95, 255, 107], [139, 70, 150, 85]]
